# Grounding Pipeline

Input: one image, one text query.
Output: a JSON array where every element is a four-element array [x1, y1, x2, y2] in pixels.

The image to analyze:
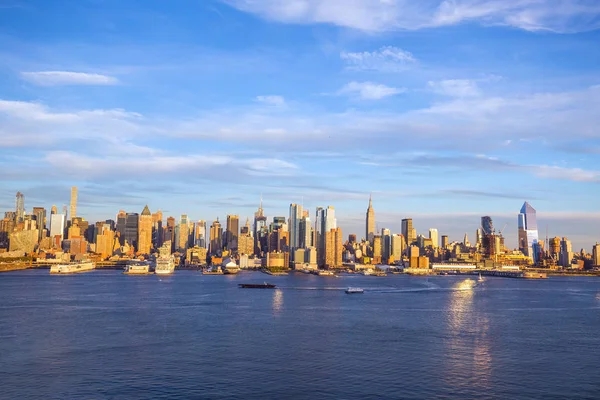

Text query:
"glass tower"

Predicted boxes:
[[518, 202, 539, 262]]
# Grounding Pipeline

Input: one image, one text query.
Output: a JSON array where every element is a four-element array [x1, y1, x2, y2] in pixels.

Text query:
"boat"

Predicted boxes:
[[361, 269, 373, 276], [50, 261, 95, 274], [317, 270, 335, 276], [155, 256, 175, 275], [478, 273, 485, 282], [238, 283, 276, 289], [123, 262, 151, 275], [345, 287, 364, 294]]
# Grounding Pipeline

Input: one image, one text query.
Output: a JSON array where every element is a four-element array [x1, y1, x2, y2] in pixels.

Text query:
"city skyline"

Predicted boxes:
[[1, 1, 599, 251]]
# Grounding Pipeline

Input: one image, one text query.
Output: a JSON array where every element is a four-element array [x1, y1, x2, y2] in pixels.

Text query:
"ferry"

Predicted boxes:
[[155, 256, 175, 275], [317, 270, 335, 276], [123, 262, 151, 275], [345, 287, 364, 294], [50, 261, 95, 274]]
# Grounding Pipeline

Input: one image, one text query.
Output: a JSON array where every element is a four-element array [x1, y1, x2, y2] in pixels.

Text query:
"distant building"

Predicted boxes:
[[518, 202, 540, 262], [429, 228, 439, 249], [325, 227, 342, 268], [49, 213, 66, 240], [15, 192, 24, 223], [289, 203, 303, 251], [209, 218, 222, 255], [441, 235, 449, 249], [226, 214, 239, 252], [177, 214, 190, 253], [401, 218, 415, 247], [481, 216, 494, 235], [238, 219, 254, 255], [593, 243, 600, 267], [559, 237, 573, 267], [391, 234, 404, 263], [70, 186, 78, 221], [124, 212, 139, 251], [253, 198, 267, 257], [366, 194, 375, 243]]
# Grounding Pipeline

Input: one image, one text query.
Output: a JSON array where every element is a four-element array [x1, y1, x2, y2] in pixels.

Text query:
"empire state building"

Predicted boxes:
[[366, 194, 375, 243]]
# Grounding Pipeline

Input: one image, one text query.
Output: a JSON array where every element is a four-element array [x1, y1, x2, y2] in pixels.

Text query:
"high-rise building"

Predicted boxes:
[[152, 210, 163, 248], [325, 227, 342, 268], [194, 220, 207, 248], [325, 206, 336, 231], [559, 237, 573, 267], [226, 215, 239, 252], [429, 228, 439, 249], [391, 234, 404, 263], [50, 205, 58, 215], [593, 243, 600, 267], [15, 192, 24, 223], [401, 219, 415, 247], [209, 218, 222, 255], [177, 214, 190, 252], [116, 210, 127, 245], [299, 215, 312, 248], [70, 186, 78, 221], [96, 225, 116, 259], [381, 228, 391, 262], [549, 237, 561, 260], [481, 216, 494, 235], [238, 219, 254, 255], [366, 194, 375, 243], [518, 201, 539, 261], [32, 207, 46, 241], [441, 235, 449, 249], [254, 198, 268, 256], [49, 213, 66, 239], [138, 205, 153, 254], [289, 203, 303, 251], [463, 233, 470, 248], [124, 213, 139, 251]]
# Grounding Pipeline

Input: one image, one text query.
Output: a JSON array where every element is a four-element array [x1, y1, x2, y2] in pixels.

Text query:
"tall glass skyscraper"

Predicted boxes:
[[518, 202, 539, 262]]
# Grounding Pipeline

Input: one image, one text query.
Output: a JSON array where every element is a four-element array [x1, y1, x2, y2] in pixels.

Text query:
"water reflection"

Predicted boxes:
[[443, 279, 492, 393], [272, 289, 283, 315]]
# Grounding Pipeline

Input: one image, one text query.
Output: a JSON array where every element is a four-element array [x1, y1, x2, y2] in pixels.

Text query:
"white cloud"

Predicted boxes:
[[340, 46, 416, 72], [428, 79, 481, 97], [222, 0, 600, 33], [20, 71, 119, 86], [255, 95, 286, 106], [337, 81, 405, 100]]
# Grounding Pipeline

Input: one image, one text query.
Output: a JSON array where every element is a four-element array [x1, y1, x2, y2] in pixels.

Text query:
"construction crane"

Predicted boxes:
[[498, 223, 508, 236]]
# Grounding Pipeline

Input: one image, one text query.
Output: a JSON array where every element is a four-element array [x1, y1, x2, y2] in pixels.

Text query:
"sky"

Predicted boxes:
[[1, 0, 599, 250]]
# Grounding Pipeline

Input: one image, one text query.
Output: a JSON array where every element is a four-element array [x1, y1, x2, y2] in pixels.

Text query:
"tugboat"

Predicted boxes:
[[345, 287, 364, 294], [238, 283, 276, 289]]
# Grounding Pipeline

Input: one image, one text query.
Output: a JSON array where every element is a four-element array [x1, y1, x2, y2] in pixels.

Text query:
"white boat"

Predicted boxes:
[[345, 287, 364, 294], [50, 261, 95, 274], [123, 262, 151, 275], [155, 256, 175, 275], [317, 270, 335, 276], [478, 273, 485, 282], [361, 269, 373, 276]]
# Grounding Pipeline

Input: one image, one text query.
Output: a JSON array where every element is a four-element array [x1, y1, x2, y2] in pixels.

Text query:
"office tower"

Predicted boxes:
[[391, 234, 404, 263], [559, 237, 573, 267], [593, 243, 600, 266], [49, 213, 66, 239], [194, 220, 207, 248], [178, 215, 190, 252], [325, 206, 336, 231], [325, 227, 342, 268], [70, 186, 78, 221], [152, 210, 163, 248], [164, 216, 176, 249], [138, 205, 153, 254], [366, 194, 375, 243], [289, 203, 303, 250], [549, 237, 561, 259], [429, 228, 439, 249], [476, 228, 482, 248], [401, 218, 415, 247], [254, 198, 267, 256], [315, 207, 326, 266], [116, 210, 127, 245], [96, 225, 116, 259], [518, 201, 540, 261], [238, 219, 254, 255], [50, 205, 57, 215], [381, 228, 391, 262], [299, 215, 312, 248], [481, 216, 493, 235], [32, 207, 46, 241], [226, 215, 239, 252], [441, 235, 449, 249], [463, 233, 470, 248], [15, 192, 24, 222], [209, 218, 222, 255], [372, 235, 382, 259], [124, 213, 139, 250]]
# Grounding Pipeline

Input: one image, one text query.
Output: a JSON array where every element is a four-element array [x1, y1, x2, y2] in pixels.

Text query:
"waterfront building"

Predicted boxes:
[[15, 192, 24, 223], [593, 243, 600, 267], [209, 218, 222, 255], [226, 214, 239, 252], [429, 228, 439, 249], [401, 218, 415, 247], [70, 186, 78, 221], [325, 227, 343, 268], [124, 213, 139, 251], [138, 205, 153, 255], [366, 194, 375, 243], [518, 202, 540, 262]]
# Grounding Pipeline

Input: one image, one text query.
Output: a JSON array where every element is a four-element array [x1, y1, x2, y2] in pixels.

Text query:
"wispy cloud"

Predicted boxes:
[[223, 0, 600, 33], [340, 46, 416, 72], [428, 79, 480, 97], [20, 71, 119, 86], [255, 95, 286, 106], [337, 81, 405, 100]]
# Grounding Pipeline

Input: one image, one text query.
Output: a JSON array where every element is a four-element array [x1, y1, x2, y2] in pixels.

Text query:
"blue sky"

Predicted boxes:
[[1, 0, 599, 250]]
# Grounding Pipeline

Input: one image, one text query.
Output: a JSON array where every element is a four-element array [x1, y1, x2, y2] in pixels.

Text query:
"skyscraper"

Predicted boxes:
[[366, 194, 375, 243], [254, 197, 267, 256], [49, 213, 66, 239], [401, 219, 415, 247], [15, 192, 24, 222], [325, 206, 336, 231], [593, 243, 600, 267], [429, 228, 439, 249], [325, 227, 342, 268], [518, 201, 539, 261], [51, 205, 58, 215], [381, 228, 391, 262], [226, 214, 239, 252], [177, 214, 190, 252], [560, 237, 573, 267], [70, 186, 78, 221], [194, 220, 207, 248], [124, 213, 139, 251], [32, 207, 46, 241], [138, 205, 153, 254], [299, 215, 312, 248], [289, 203, 303, 250], [315, 207, 326, 267], [116, 210, 127, 245], [481, 216, 494, 235], [209, 218, 222, 255], [391, 234, 404, 263]]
